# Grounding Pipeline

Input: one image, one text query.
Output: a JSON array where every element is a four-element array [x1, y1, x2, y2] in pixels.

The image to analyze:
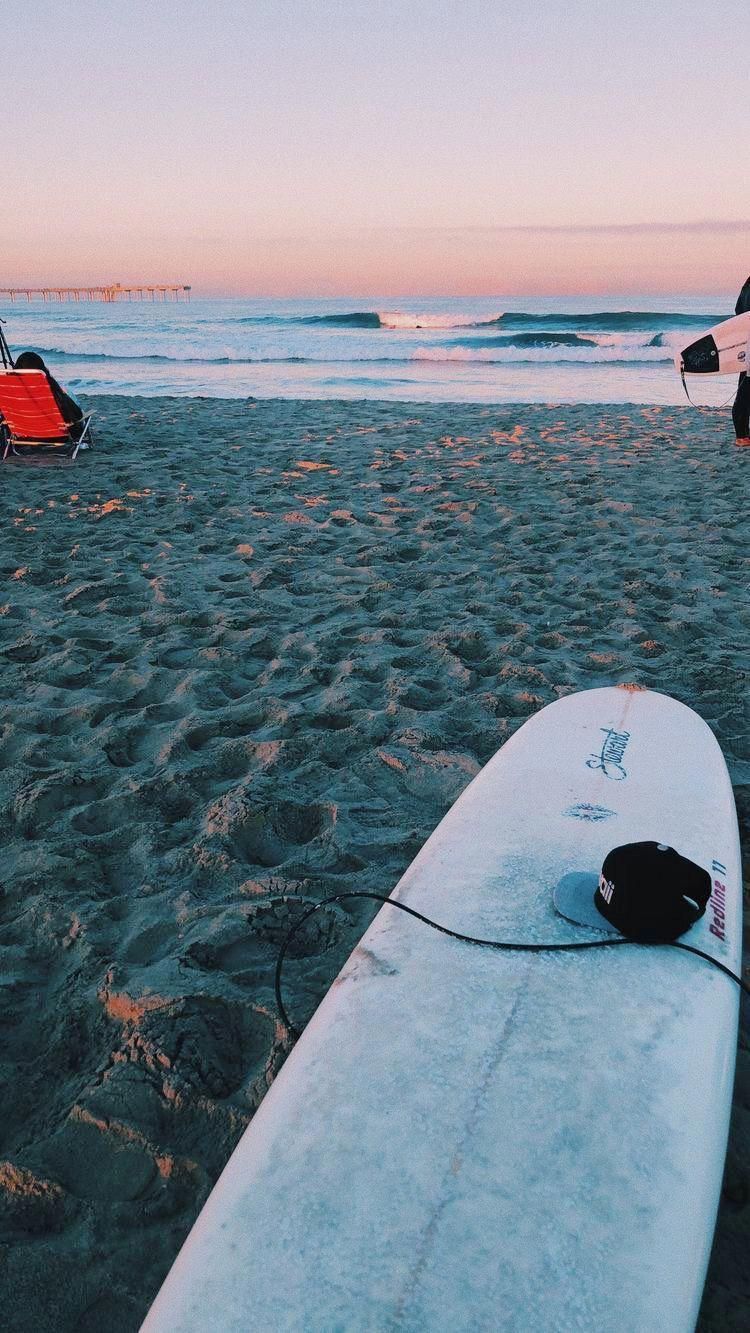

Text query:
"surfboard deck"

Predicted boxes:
[[678, 309, 750, 375], [143, 687, 742, 1333]]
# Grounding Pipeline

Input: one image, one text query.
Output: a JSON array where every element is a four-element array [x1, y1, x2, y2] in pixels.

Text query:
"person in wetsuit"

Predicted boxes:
[[13, 350, 86, 440], [732, 276, 750, 446]]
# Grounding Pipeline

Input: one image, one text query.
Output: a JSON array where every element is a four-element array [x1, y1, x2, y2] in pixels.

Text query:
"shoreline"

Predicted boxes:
[[0, 397, 747, 1329]]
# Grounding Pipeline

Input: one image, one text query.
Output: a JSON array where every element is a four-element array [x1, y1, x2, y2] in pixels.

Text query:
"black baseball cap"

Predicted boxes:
[[595, 841, 711, 942]]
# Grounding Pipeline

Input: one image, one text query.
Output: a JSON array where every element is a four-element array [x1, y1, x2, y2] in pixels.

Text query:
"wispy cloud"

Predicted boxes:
[[405, 218, 750, 238]]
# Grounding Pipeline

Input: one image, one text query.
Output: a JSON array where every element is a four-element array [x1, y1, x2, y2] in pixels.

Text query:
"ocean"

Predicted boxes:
[[0, 294, 738, 404]]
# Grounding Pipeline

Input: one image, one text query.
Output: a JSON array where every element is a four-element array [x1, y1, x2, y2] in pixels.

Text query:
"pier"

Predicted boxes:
[[0, 284, 191, 303]]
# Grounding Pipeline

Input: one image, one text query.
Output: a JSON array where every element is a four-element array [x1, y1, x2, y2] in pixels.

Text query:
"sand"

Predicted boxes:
[[0, 396, 747, 1331]]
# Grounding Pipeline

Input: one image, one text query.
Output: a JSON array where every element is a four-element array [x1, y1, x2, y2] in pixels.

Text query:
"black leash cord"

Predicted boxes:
[[669, 941, 750, 992], [680, 366, 737, 409], [274, 890, 749, 1041]]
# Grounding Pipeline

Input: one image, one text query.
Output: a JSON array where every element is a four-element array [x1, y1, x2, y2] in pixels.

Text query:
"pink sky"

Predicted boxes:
[[4, 221, 746, 300], [3, 2, 749, 296]]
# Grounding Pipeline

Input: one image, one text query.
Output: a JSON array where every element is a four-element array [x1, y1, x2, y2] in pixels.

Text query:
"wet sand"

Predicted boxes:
[[0, 397, 747, 1330]]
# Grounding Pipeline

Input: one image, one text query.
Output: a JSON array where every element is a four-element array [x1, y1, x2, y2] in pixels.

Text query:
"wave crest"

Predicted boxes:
[[377, 311, 503, 329]]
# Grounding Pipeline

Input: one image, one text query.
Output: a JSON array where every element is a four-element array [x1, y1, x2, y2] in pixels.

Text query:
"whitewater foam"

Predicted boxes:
[[410, 342, 675, 365], [377, 311, 503, 329]]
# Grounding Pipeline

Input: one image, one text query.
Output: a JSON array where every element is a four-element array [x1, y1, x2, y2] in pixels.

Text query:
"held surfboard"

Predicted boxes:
[[677, 309, 750, 375], [143, 687, 742, 1333]]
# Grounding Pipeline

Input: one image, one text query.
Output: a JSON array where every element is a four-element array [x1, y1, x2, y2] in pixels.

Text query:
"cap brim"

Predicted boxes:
[[553, 872, 621, 934]]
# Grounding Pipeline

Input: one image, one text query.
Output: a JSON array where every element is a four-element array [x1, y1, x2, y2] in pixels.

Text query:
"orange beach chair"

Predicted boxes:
[[0, 369, 93, 461]]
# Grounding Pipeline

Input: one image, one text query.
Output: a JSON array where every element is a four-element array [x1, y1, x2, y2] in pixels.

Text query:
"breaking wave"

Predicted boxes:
[[21, 345, 676, 368], [19, 346, 311, 366], [482, 310, 724, 331], [411, 344, 672, 365], [228, 308, 725, 332]]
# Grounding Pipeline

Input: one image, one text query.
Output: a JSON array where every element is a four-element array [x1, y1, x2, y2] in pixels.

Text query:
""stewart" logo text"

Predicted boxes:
[[586, 728, 631, 781]]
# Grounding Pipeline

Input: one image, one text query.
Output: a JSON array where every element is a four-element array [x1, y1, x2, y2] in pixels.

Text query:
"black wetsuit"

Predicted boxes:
[[732, 276, 750, 439]]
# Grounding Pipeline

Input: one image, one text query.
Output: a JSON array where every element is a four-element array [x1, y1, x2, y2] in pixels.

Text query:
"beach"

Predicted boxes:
[[0, 395, 747, 1330]]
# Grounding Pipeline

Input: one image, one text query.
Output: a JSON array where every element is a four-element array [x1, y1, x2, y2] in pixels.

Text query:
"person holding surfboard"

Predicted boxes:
[[732, 275, 750, 446]]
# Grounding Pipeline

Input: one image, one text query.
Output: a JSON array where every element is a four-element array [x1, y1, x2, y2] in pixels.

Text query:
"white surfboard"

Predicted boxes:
[[143, 687, 742, 1333], [678, 309, 750, 374]]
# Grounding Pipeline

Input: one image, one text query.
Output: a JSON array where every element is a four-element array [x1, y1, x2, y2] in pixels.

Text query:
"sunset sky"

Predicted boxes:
[[4, 0, 749, 295]]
